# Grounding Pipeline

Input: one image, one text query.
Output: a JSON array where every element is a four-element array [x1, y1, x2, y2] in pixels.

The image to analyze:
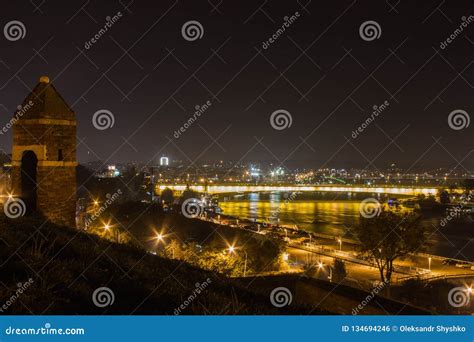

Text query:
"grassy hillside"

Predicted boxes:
[[0, 214, 320, 315], [0, 213, 429, 315]]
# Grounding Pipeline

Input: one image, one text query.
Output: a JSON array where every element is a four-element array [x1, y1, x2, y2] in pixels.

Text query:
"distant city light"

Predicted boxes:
[[160, 157, 169, 166]]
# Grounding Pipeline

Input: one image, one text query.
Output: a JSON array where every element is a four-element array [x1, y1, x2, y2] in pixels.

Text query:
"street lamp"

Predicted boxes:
[[156, 233, 164, 242], [428, 257, 432, 271], [338, 238, 342, 251], [243, 250, 248, 277], [104, 222, 120, 243], [155, 232, 166, 255], [227, 245, 247, 277]]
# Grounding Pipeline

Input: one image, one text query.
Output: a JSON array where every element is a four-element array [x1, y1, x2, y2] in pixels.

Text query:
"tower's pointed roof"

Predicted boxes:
[[17, 76, 75, 121]]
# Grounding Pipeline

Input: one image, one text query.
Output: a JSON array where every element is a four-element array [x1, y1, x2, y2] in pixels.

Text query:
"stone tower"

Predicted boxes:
[[11, 76, 77, 227]]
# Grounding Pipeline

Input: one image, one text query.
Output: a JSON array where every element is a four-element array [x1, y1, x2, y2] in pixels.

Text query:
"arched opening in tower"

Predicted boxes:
[[21, 150, 38, 214]]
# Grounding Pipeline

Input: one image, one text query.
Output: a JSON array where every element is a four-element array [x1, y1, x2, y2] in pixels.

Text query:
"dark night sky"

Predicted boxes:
[[0, 0, 473, 171]]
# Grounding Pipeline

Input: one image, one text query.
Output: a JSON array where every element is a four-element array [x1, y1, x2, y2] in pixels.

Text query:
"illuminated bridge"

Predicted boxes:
[[157, 184, 442, 196]]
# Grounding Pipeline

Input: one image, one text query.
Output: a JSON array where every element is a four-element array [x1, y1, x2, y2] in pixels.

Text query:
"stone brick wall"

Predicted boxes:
[[12, 121, 77, 228], [36, 166, 76, 227], [13, 123, 76, 162]]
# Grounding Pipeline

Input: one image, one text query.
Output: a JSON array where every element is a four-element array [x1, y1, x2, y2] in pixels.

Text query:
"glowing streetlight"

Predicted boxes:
[[156, 233, 164, 242], [227, 245, 247, 277], [338, 238, 342, 251], [428, 257, 432, 271], [103, 222, 120, 243]]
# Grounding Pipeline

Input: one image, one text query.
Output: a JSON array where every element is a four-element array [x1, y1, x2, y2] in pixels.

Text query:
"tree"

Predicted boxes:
[[464, 179, 474, 190], [197, 249, 244, 277], [181, 188, 200, 201], [160, 188, 174, 205], [438, 190, 450, 204], [332, 258, 347, 283], [354, 208, 426, 284]]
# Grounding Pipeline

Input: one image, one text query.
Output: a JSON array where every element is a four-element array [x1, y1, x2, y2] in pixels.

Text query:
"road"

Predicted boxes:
[[205, 215, 474, 285]]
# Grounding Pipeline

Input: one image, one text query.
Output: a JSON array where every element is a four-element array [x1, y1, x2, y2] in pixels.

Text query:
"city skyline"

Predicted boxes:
[[0, 0, 472, 170]]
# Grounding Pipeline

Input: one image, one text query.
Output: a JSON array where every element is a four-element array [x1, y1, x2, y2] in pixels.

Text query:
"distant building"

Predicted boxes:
[[160, 156, 169, 166]]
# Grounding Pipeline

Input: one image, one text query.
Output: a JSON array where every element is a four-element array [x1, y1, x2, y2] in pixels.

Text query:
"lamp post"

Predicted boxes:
[[156, 233, 164, 242], [338, 238, 342, 251], [243, 251, 248, 277], [228, 246, 247, 277], [155, 233, 165, 254], [428, 257, 432, 272]]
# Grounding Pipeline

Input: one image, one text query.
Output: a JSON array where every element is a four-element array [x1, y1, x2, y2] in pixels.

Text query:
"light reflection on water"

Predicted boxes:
[[220, 194, 363, 236], [219, 192, 474, 260]]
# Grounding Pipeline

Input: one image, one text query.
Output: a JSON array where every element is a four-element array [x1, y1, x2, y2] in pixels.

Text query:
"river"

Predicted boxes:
[[219, 192, 474, 261]]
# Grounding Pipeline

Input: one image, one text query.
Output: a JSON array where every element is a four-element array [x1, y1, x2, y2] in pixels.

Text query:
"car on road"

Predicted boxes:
[[442, 258, 457, 266]]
